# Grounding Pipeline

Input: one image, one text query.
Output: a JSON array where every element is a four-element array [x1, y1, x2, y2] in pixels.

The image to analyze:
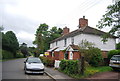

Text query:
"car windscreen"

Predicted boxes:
[[111, 56, 120, 61], [27, 58, 42, 63]]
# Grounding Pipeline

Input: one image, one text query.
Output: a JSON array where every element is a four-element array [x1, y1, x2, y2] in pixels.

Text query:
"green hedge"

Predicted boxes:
[[59, 60, 79, 74], [2, 50, 14, 59], [107, 50, 120, 60]]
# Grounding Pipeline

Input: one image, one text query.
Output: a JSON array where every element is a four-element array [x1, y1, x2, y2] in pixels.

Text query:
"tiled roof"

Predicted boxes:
[[70, 45, 80, 50], [50, 26, 117, 43]]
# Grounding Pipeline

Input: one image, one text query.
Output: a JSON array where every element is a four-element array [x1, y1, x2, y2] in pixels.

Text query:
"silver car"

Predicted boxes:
[[24, 57, 44, 74], [109, 55, 120, 70]]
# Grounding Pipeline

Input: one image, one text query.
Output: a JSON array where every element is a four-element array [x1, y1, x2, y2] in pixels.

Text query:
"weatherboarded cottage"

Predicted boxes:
[[46, 16, 116, 60]]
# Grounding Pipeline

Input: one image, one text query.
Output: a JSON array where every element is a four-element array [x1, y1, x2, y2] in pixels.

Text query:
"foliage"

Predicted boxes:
[[16, 51, 24, 58], [33, 23, 63, 54], [0, 50, 1, 57], [2, 31, 19, 57], [79, 40, 103, 67], [97, 1, 120, 40], [87, 47, 103, 67], [2, 50, 14, 59], [0, 26, 4, 32], [59, 66, 112, 79], [20, 43, 29, 57], [40, 56, 55, 67], [116, 43, 120, 49], [59, 60, 79, 74], [107, 50, 120, 60], [79, 39, 95, 56]]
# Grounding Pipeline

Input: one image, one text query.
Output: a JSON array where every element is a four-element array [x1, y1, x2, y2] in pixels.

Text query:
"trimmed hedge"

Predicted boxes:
[[59, 60, 79, 74], [107, 50, 120, 60]]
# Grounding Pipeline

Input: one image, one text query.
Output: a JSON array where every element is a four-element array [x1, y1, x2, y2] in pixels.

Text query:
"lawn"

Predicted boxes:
[[59, 66, 113, 79]]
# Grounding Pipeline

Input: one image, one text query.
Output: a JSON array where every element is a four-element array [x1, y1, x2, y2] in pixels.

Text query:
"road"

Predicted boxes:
[[2, 58, 53, 80]]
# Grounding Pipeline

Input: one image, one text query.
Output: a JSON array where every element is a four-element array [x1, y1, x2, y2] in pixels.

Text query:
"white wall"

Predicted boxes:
[[74, 34, 116, 51], [50, 33, 116, 51]]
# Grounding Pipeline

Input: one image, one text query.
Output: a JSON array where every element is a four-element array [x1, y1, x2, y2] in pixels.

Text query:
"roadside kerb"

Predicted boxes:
[[44, 71, 56, 81]]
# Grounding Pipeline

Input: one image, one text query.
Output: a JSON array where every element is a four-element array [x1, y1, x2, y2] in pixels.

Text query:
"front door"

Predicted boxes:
[[69, 51, 73, 60]]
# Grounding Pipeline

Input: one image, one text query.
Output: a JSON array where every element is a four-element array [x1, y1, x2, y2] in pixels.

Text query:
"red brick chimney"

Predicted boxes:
[[63, 26, 70, 35], [79, 16, 88, 28]]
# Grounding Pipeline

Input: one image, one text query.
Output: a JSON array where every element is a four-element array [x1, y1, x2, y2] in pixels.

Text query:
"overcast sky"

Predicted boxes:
[[0, 0, 113, 47]]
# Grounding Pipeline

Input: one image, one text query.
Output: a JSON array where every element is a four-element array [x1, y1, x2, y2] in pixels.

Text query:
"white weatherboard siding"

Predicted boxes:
[[50, 33, 116, 51]]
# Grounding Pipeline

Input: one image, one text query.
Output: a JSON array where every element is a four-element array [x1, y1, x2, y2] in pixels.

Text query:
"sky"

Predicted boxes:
[[0, 0, 114, 47]]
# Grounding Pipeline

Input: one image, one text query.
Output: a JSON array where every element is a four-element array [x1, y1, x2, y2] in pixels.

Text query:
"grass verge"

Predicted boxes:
[[59, 66, 113, 79]]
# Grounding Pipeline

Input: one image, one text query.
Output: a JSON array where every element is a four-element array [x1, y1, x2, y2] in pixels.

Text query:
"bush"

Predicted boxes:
[[85, 47, 103, 67], [107, 50, 120, 60], [40, 56, 55, 67], [2, 50, 14, 59], [16, 52, 24, 58], [59, 60, 79, 74]]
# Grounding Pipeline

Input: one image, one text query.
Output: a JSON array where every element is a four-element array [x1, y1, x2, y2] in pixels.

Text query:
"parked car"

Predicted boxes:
[[24, 57, 44, 74], [109, 55, 120, 70]]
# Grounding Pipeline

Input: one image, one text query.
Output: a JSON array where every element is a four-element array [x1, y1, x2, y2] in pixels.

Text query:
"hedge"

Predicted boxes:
[[59, 60, 79, 74], [107, 50, 120, 60]]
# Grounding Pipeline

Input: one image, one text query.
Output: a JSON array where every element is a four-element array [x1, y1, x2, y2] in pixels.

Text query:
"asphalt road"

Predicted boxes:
[[2, 58, 53, 80]]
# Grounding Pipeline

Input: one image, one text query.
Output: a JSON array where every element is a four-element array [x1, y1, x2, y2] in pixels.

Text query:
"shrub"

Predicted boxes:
[[107, 50, 120, 60], [2, 50, 14, 59], [86, 47, 103, 67], [16, 52, 24, 58], [40, 56, 55, 67], [59, 60, 79, 74]]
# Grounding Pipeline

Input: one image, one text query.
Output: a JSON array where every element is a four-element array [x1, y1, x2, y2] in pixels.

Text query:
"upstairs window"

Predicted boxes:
[[71, 37, 74, 45], [64, 38, 67, 47], [56, 41, 58, 46]]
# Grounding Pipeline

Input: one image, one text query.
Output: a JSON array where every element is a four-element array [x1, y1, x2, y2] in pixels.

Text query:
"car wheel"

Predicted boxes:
[[112, 67, 118, 71]]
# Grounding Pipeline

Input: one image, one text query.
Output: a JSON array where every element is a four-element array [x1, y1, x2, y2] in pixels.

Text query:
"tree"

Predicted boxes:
[[33, 23, 49, 55], [0, 26, 4, 32], [97, 1, 120, 40], [20, 43, 28, 57], [2, 31, 19, 57], [116, 42, 120, 49], [33, 24, 63, 55], [79, 40, 103, 67]]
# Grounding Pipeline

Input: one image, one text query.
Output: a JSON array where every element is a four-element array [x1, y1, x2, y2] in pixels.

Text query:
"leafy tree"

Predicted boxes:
[[20, 43, 29, 57], [97, 1, 120, 40], [33, 24, 63, 55], [2, 31, 19, 57], [79, 40, 103, 67], [0, 26, 4, 32], [33, 23, 49, 55], [116, 42, 120, 49]]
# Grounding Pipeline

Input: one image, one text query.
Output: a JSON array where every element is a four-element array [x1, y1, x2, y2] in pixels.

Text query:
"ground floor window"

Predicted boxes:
[[64, 51, 69, 59]]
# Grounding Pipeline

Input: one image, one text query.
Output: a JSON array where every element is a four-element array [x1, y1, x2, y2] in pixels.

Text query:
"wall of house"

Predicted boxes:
[[50, 33, 116, 51], [74, 34, 116, 51]]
